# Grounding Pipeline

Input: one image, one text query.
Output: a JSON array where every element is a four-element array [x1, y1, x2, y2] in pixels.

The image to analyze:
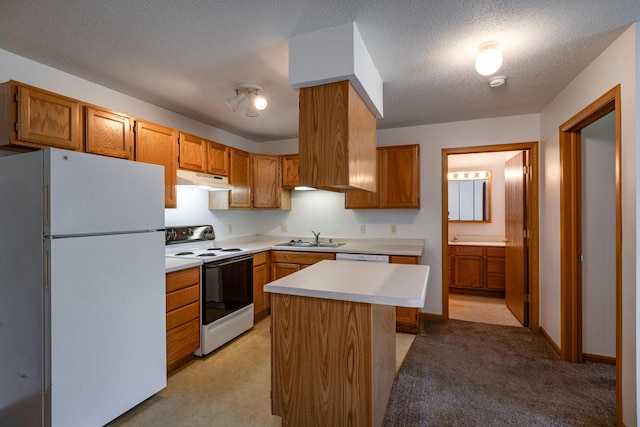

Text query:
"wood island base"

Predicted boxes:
[[270, 293, 396, 427]]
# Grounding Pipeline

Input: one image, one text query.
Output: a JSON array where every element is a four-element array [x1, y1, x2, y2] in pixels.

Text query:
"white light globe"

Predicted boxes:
[[254, 96, 268, 111], [475, 45, 503, 76]]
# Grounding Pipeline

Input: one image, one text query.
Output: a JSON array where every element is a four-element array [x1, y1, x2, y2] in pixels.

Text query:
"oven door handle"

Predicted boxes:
[[204, 254, 253, 268]]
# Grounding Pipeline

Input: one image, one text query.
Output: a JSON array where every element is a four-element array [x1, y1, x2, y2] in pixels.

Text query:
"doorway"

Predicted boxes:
[[558, 85, 621, 421], [441, 142, 539, 331]]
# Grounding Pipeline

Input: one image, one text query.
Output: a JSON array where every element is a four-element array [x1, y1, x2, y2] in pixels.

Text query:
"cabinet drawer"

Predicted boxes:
[[486, 257, 505, 274], [270, 251, 335, 265], [167, 318, 200, 366], [167, 284, 199, 311], [453, 246, 484, 256], [253, 251, 268, 266], [486, 247, 505, 257], [166, 267, 200, 293], [487, 273, 506, 290], [167, 301, 199, 330]]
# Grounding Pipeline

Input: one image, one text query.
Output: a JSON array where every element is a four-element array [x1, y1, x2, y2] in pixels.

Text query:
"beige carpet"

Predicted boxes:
[[108, 317, 415, 426], [449, 294, 522, 327]]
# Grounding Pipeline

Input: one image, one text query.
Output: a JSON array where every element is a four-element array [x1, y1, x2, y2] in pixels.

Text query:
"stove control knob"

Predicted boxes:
[[170, 230, 177, 239], [187, 229, 194, 237]]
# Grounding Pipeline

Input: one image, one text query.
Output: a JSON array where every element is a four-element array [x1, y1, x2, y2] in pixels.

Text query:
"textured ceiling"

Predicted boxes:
[[0, 1, 637, 142]]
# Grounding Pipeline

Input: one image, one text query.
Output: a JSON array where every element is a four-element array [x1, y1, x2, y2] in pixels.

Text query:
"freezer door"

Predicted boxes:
[[44, 148, 165, 236], [47, 231, 166, 427]]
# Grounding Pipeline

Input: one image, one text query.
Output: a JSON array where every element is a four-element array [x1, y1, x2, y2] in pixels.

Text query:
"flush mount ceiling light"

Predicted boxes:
[[475, 41, 503, 76], [225, 83, 268, 117]]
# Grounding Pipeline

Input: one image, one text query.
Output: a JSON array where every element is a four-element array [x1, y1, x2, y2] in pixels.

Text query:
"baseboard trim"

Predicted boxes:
[[582, 353, 616, 365], [539, 326, 561, 356], [420, 312, 446, 321]]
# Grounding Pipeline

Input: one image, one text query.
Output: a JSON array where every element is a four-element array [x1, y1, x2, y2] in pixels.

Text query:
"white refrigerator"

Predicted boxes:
[[0, 148, 167, 427]]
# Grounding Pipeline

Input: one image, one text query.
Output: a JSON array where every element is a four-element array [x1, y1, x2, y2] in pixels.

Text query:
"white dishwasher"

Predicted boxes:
[[335, 253, 389, 263]]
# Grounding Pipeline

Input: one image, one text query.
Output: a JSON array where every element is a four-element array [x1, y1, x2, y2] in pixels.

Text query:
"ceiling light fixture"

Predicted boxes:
[[475, 41, 503, 76], [225, 83, 268, 117]]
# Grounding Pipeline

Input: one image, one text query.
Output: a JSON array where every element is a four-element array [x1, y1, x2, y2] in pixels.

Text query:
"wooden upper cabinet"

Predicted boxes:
[[281, 154, 300, 188], [85, 106, 133, 159], [0, 81, 82, 151], [228, 148, 252, 208], [207, 140, 229, 176], [178, 132, 206, 172], [134, 120, 178, 208], [345, 144, 420, 209], [299, 80, 376, 192], [252, 154, 283, 209], [380, 144, 420, 208]]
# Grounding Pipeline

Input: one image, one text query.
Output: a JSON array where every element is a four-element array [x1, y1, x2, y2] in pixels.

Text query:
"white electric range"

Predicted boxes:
[[165, 225, 254, 356]]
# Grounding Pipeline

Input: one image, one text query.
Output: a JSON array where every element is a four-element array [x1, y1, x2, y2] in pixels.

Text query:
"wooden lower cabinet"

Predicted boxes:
[[166, 267, 201, 373], [449, 245, 505, 296], [253, 251, 271, 321], [390, 255, 421, 333]]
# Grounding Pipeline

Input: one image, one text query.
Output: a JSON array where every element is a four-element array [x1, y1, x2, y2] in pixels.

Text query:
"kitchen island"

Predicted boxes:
[[264, 260, 429, 427]]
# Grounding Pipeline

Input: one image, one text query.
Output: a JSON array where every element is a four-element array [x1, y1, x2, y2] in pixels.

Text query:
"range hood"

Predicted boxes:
[[176, 169, 233, 191]]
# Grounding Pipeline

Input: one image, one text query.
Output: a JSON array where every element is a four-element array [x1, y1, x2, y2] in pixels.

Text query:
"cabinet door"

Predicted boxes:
[[253, 263, 269, 320], [178, 132, 206, 172], [453, 256, 484, 288], [85, 106, 133, 159], [282, 154, 300, 188], [252, 154, 281, 208], [135, 121, 178, 208], [390, 255, 420, 333], [380, 145, 420, 208], [345, 186, 379, 209], [16, 84, 82, 150], [272, 263, 300, 280], [229, 148, 251, 208], [207, 141, 229, 176]]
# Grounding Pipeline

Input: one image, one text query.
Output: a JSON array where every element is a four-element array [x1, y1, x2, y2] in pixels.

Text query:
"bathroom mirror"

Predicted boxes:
[[448, 170, 491, 222]]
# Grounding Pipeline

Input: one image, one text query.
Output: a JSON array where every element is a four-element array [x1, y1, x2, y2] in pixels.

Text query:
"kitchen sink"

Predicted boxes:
[[276, 240, 346, 248]]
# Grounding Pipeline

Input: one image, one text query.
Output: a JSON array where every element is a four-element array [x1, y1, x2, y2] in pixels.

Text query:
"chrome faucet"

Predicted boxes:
[[311, 230, 320, 243]]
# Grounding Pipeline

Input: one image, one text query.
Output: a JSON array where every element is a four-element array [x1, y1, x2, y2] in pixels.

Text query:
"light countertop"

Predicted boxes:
[[165, 257, 202, 273], [448, 241, 505, 247], [264, 260, 429, 308]]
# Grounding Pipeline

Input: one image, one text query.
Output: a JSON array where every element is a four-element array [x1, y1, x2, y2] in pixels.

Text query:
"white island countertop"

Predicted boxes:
[[264, 260, 429, 308]]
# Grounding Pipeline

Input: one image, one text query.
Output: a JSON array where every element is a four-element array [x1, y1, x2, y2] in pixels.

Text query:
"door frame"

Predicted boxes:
[[441, 141, 539, 330], [558, 85, 621, 420]]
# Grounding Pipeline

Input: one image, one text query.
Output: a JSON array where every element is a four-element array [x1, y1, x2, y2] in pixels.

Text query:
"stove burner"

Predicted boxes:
[[197, 253, 217, 257], [207, 247, 223, 251], [221, 248, 242, 252], [175, 251, 195, 256]]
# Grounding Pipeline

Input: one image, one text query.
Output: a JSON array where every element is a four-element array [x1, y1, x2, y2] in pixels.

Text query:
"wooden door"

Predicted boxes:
[[281, 154, 300, 188], [178, 132, 206, 172], [229, 148, 251, 208], [17, 84, 82, 150], [207, 141, 229, 176], [135, 120, 178, 208], [85, 106, 133, 159], [252, 154, 281, 208], [380, 145, 420, 208], [505, 151, 528, 325]]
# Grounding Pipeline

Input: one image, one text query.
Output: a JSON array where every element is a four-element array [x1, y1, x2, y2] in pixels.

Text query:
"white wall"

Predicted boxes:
[[581, 112, 616, 358], [539, 24, 637, 425]]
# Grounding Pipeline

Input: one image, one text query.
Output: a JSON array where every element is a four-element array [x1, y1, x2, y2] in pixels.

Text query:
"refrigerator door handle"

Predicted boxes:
[[45, 249, 50, 290]]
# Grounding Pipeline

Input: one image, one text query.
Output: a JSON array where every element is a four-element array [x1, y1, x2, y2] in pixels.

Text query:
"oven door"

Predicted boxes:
[[203, 254, 253, 325]]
